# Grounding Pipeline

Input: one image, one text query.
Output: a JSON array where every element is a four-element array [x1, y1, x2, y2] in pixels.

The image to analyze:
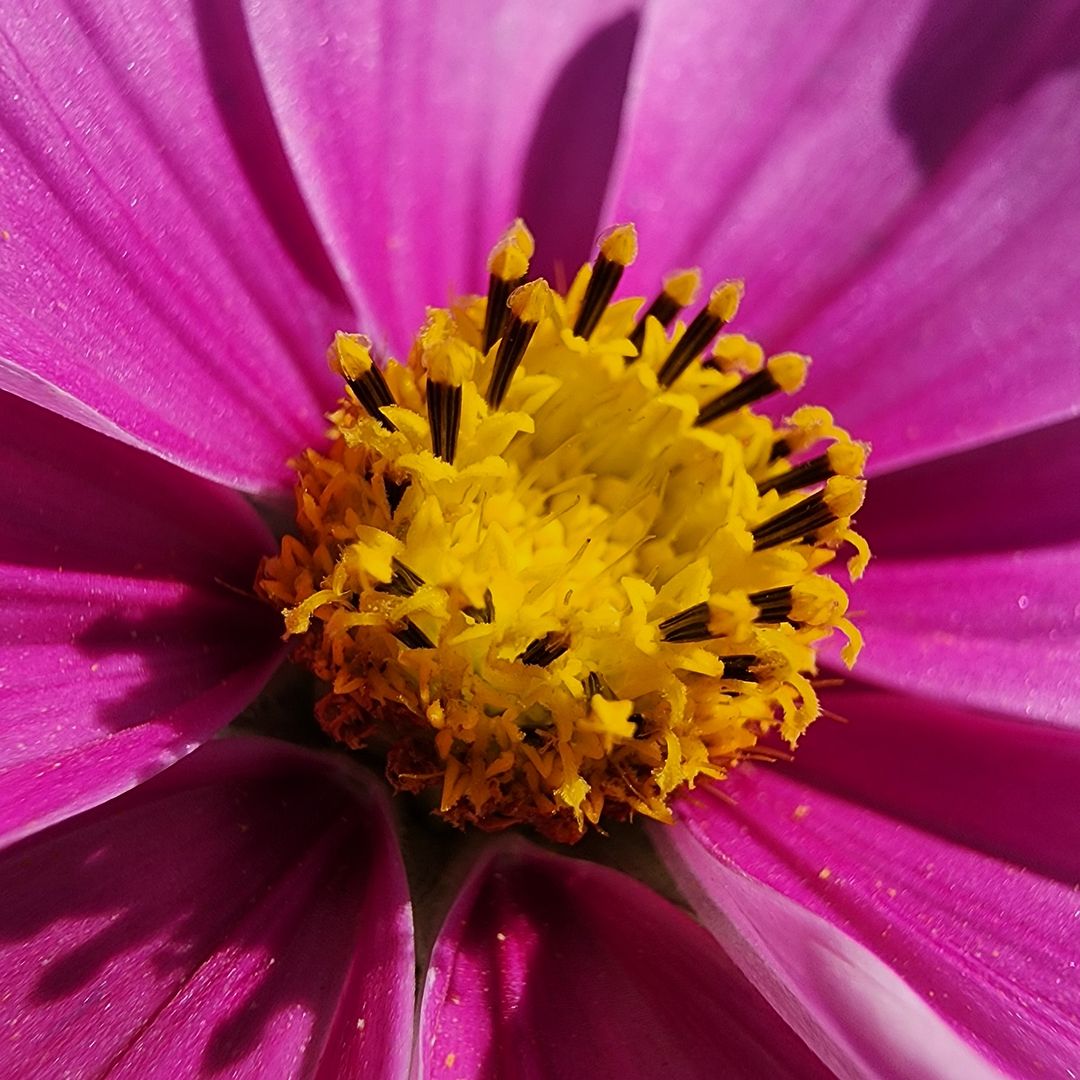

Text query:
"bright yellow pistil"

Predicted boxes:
[[258, 221, 870, 843]]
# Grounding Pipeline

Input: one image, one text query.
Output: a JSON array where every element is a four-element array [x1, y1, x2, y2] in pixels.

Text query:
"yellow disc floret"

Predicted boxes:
[[258, 223, 870, 843]]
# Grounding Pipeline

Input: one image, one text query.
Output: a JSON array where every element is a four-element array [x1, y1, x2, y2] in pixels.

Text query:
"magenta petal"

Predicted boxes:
[[0, 738, 414, 1079], [860, 416, 1080, 558], [791, 684, 1080, 882], [608, 0, 1080, 468], [0, 393, 282, 846], [0, 0, 351, 492], [662, 763, 1080, 1079], [418, 842, 831, 1079], [847, 542, 1080, 727], [245, 0, 641, 353]]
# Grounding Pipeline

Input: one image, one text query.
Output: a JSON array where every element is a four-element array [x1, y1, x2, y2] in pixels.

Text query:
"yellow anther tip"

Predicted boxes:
[[767, 352, 810, 394], [823, 475, 866, 518], [504, 218, 536, 260], [424, 337, 473, 386], [598, 223, 638, 267], [330, 331, 375, 380], [509, 278, 553, 323], [826, 440, 869, 477], [707, 280, 744, 322], [662, 268, 702, 308], [711, 333, 765, 374], [790, 578, 850, 625], [488, 239, 530, 282]]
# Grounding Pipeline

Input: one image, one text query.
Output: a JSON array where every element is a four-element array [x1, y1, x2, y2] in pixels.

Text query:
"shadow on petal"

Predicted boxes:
[[517, 10, 641, 285], [890, 0, 1080, 173], [0, 738, 414, 1078]]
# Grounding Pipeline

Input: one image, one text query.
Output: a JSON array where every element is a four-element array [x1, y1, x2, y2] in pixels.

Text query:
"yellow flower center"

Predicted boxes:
[[258, 221, 870, 843]]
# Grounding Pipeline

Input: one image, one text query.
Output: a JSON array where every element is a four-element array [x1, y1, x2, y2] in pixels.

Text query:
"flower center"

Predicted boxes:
[[258, 221, 869, 843]]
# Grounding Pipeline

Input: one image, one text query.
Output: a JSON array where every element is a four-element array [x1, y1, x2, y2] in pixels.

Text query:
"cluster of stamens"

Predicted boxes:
[[258, 221, 869, 842]]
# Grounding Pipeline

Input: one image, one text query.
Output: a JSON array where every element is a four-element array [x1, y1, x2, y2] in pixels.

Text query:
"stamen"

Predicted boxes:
[[573, 225, 638, 340], [424, 338, 470, 464], [260, 220, 869, 842], [519, 631, 570, 667], [752, 476, 865, 551], [656, 281, 743, 387], [330, 333, 397, 431], [463, 587, 496, 623], [659, 601, 711, 642], [758, 441, 867, 496], [628, 268, 701, 353], [377, 558, 425, 597], [486, 280, 552, 408], [719, 654, 761, 681], [394, 618, 435, 649], [482, 219, 534, 353], [696, 352, 808, 426]]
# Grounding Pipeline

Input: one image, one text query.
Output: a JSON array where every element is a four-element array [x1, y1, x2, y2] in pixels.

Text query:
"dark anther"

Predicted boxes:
[[769, 437, 793, 463], [393, 618, 435, 649], [487, 312, 540, 409], [427, 380, 462, 464], [463, 588, 496, 624], [719, 654, 760, 681], [348, 365, 397, 432], [519, 631, 570, 667], [628, 291, 683, 353], [656, 303, 730, 387], [696, 369, 781, 427], [659, 600, 712, 643], [751, 492, 834, 551], [757, 453, 834, 496], [584, 671, 615, 700], [483, 274, 524, 353], [384, 477, 410, 514], [574, 255, 625, 340], [748, 586, 794, 624], [377, 559, 425, 598]]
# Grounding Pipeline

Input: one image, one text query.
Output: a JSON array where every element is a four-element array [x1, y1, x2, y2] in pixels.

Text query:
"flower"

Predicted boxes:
[[0, 1, 1077, 1078]]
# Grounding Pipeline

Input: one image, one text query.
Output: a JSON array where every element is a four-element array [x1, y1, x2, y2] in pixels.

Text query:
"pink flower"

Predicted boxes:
[[0, 1, 1077, 1076]]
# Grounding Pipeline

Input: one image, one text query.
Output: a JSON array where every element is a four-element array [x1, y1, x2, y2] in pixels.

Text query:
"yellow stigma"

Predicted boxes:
[[258, 223, 870, 843]]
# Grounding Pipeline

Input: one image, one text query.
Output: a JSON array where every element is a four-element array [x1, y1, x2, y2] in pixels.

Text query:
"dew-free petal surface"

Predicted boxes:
[[608, 0, 1080, 469], [847, 542, 1080, 727], [791, 684, 1080, 882], [662, 762, 1079, 1079], [418, 842, 832, 1079], [246, 0, 643, 354], [859, 415, 1080, 558], [0, 0, 351, 492], [0, 737, 414, 1079], [0, 392, 282, 847]]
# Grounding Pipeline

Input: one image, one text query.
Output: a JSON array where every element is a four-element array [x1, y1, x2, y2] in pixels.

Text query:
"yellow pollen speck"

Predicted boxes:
[[258, 221, 870, 843], [793, 804, 810, 820], [819, 867, 832, 881]]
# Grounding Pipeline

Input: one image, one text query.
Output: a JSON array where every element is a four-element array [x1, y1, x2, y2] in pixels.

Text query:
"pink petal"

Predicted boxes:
[[245, 0, 642, 353], [847, 542, 1080, 727], [792, 684, 1080, 882], [0, 0, 351, 493], [418, 841, 832, 1079], [860, 416, 1080, 558], [0, 392, 282, 847], [0, 737, 414, 1079], [661, 762, 1080, 1079], [606, 0, 1080, 468]]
